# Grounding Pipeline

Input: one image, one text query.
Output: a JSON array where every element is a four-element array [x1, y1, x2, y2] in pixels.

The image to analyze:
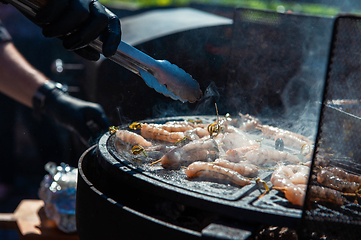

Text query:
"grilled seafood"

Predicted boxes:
[[273, 185, 347, 207], [113, 115, 326, 209], [244, 148, 300, 165], [184, 127, 209, 140], [273, 185, 307, 206], [185, 161, 251, 187], [159, 122, 194, 132], [274, 132, 310, 150], [238, 113, 261, 131], [322, 167, 361, 184], [259, 125, 312, 143], [141, 123, 185, 143], [258, 124, 313, 150], [115, 129, 152, 147], [317, 168, 360, 193], [213, 158, 258, 177], [218, 131, 259, 152], [166, 120, 196, 127], [154, 139, 218, 169], [307, 185, 346, 206], [271, 164, 310, 206], [225, 145, 260, 162], [271, 164, 310, 188]]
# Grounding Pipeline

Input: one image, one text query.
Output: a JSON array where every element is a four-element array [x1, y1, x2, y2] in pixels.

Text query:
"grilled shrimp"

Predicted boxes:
[[271, 165, 295, 188], [238, 113, 261, 131], [271, 164, 311, 206], [213, 159, 258, 177], [317, 168, 360, 193], [165, 120, 195, 127], [275, 132, 311, 150], [273, 185, 347, 206], [244, 148, 300, 165], [185, 161, 251, 187], [322, 167, 361, 184], [116, 130, 152, 147], [225, 145, 260, 162], [218, 131, 259, 152], [141, 123, 184, 143], [159, 122, 194, 132], [271, 164, 310, 187], [288, 165, 311, 185], [259, 125, 312, 143], [157, 139, 218, 169], [184, 127, 209, 140], [273, 185, 307, 206], [307, 185, 346, 206]]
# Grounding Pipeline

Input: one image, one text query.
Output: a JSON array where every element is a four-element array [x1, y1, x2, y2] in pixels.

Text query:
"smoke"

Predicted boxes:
[[115, 106, 132, 126], [193, 82, 221, 114], [151, 81, 222, 118]]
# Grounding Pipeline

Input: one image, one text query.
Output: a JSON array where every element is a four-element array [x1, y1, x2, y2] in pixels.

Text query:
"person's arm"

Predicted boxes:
[[0, 41, 111, 146], [0, 41, 46, 107]]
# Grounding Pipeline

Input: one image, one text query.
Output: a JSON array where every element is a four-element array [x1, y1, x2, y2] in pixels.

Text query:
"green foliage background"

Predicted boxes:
[[98, 0, 353, 17]]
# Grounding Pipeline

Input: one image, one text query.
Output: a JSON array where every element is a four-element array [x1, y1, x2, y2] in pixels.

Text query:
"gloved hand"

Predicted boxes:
[[33, 81, 111, 147], [17, 0, 121, 61]]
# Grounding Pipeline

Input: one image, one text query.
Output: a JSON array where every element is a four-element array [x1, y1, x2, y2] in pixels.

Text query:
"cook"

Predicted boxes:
[[0, 0, 121, 143], [0, 0, 121, 198]]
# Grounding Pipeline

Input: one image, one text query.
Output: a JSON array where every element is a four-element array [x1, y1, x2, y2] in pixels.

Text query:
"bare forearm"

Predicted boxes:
[[0, 41, 46, 108]]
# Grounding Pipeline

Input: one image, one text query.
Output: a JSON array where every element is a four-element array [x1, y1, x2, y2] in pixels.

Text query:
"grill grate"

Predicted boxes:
[[301, 15, 361, 239]]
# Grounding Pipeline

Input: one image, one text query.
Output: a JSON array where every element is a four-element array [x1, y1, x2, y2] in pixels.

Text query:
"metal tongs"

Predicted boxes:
[[89, 40, 202, 102], [7, 0, 203, 103]]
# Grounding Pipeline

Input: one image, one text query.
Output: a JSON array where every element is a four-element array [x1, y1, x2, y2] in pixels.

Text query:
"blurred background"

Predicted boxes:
[[1, 0, 361, 239]]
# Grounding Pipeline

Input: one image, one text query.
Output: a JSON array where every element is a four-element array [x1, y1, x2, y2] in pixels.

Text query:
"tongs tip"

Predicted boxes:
[[156, 60, 203, 103]]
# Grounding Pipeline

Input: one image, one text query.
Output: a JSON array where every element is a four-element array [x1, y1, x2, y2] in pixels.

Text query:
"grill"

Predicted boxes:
[[300, 15, 361, 239], [76, 7, 361, 240]]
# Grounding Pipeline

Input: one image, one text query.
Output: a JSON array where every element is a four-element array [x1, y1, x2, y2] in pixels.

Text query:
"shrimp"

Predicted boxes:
[[271, 165, 295, 188], [184, 127, 209, 140], [258, 125, 313, 150], [225, 145, 260, 162], [317, 168, 360, 193], [213, 159, 258, 177], [218, 131, 259, 152], [322, 167, 361, 184], [270, 164, 310, 188], [141, 123, 184, 143], [275, 132, 311, 150], [165, 120, 195, 127], [259, 125, 312, 144], [288, 165, 310, 184], [115, 130, 152, 147], [307, 185, 346, 206], [273, 185, 347, 206], [244, 148, 300, 165], [271, 164, 310, 206], [154, 139, 218, 169], [238, 113, 261, 131], [159, 122, 194, 132], [185, 161, 251, 187], [273, 185, 307, 206]]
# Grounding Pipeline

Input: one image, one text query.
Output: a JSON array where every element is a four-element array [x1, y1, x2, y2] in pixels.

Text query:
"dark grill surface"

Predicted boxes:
[[99, 115, 310, 228]]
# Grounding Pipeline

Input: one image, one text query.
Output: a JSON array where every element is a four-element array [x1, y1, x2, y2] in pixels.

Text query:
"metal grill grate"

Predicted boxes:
[[301, 15, 361, 240]]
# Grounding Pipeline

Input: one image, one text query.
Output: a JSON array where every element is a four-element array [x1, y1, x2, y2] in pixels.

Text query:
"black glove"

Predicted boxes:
[[33, 81, 111, 147], [18, 0, 121, 61]]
